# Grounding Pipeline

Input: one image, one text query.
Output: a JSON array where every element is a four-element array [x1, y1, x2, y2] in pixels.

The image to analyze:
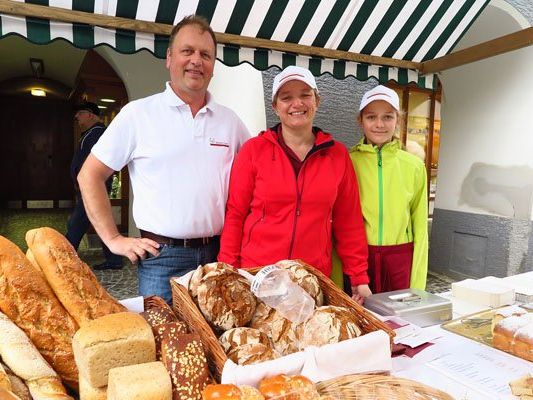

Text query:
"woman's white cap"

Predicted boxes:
[[272, 66, 318, 101], [359, 85, 400, 111]]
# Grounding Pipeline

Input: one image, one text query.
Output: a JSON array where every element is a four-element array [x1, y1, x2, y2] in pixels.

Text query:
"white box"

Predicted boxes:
[[451, 278, 514, 308]]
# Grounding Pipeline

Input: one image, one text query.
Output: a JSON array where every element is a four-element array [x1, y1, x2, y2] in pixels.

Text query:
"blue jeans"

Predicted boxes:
[[138, 239, 219, 305]]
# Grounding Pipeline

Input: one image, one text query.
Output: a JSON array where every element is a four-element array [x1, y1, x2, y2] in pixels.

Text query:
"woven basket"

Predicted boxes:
[[316, 374, 454, 400], [170, 261, 395, 382]]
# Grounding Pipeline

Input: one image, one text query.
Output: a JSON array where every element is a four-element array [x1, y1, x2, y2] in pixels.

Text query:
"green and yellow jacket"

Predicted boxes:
[[333, 138, 428, 290]]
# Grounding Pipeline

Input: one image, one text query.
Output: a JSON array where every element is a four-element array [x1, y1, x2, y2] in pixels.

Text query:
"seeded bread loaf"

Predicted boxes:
[[72, 312, 156, 388], [25, 227, 126, 327], [0, 236, 79, 388], [107, 362, 171, 400], [152, 321, 189, 360], [161, 333, 210, 400]]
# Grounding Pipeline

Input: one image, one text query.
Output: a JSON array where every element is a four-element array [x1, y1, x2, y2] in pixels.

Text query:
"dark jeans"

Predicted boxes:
[[138, 239, 220, 305], [65, 194, 122, 265]]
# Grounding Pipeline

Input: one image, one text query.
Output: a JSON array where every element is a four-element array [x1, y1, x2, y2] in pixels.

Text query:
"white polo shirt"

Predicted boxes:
[[92, 83, 250, 238]]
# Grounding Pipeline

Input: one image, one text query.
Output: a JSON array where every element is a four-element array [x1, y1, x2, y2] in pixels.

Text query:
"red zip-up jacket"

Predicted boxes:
[[219, 126, 369, 286]]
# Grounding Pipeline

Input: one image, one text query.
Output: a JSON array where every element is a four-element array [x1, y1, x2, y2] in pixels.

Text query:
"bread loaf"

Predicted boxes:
[[197, 270, 256, 331], [258, 375, 320, 400], [0, 364, 10, 392], [219, 327, 271, 353], [141, 306, 179, 327], [189, 262, 235, 299], [0, 312, 72, 400], [151, 321, 188, 360], [24, 249, 42, 273], [161, 333, 210, 400], [0, 388, 21, 400], [298, 306, 361, 351], [25, 227, 126, 327], [72, 312, 156, 388], [491, 305, 527, 331], [107, 362, 171, 400], [202, 384, 265, 400], [78, 375, 106, 400], [0, 364, 30, 400], [0, 236, 78, 388], [276, 260, 324, 306], [493, 314, 533, 352], [227, 343, 280, 366]]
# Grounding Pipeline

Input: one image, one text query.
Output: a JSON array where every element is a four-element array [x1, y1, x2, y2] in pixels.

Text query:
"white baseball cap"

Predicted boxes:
[[359, 85, 400, 111], [272, 66, 318, 101]]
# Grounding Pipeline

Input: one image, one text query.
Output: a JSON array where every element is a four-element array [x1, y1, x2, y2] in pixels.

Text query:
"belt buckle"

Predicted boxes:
[[183, 238, 190, 248]]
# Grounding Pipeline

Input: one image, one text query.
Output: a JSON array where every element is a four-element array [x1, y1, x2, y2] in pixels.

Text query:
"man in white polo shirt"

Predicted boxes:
[[78, 15, 250, 304]]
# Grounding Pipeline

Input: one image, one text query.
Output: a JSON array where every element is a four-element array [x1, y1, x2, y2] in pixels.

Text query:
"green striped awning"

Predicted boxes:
[[0, 0, 490, 89]]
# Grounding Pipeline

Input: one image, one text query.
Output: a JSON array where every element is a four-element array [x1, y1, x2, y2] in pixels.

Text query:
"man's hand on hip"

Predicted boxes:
[[108, 235, 160, 264]]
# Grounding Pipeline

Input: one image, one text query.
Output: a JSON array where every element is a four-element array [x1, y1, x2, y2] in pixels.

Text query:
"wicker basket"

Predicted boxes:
[[316, 374, 454, 400], [170, 261, 395, 381]]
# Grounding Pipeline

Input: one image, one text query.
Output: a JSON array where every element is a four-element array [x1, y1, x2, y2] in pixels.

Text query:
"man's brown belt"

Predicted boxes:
[[139, 230, 219, 248]]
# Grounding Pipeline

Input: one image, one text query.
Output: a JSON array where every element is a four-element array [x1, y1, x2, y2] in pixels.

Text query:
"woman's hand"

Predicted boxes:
[[351, 284, 372, 305]]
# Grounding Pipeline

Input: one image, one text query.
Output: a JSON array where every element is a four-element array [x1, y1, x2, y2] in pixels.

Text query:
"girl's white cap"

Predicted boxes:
[[360, 85, 400, 111]]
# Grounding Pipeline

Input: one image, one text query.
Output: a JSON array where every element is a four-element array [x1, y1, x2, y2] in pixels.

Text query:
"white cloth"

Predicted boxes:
[[221, 330, 392, 386], [92, 83, 250, 238]]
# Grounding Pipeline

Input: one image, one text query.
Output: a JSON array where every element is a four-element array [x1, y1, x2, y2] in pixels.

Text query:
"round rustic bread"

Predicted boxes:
[[197, 271, 257, 331], [276, 260, 324, 306], [189, 262, 235, 299], [227, 343, 280, 365], [298, 306, 362, 350], [249, 301, 275, 333], [219, 327, 271, 354]]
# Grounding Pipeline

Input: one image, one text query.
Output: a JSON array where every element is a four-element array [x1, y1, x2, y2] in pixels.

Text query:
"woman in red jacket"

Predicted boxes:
[[218, 66, 371, 302]]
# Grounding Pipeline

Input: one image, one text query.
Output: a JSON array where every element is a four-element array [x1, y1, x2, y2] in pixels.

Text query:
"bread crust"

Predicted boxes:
[[0, 236, 79, 388], [25, 228, 126, 327]]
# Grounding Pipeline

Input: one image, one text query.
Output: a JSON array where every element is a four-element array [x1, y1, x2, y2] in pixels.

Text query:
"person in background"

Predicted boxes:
[[218, 66, 370, 303], [66, 101, 123, 270], [335, 85, 428, 301], [77, 16, 250, 304]]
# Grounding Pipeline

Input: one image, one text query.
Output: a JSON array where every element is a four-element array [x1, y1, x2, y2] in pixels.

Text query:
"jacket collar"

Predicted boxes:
[[353, 137, 400, 153], [260, 124, 334, 147], [162, 81, 216, 112]]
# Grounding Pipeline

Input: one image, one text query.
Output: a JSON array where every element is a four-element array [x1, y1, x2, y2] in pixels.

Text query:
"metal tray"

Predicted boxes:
[[440, 306, 533, 347]]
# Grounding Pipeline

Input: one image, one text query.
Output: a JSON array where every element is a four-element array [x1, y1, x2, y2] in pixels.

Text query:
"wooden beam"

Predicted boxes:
[[0, 0, 420, 70], [420, 27, 533, 74]]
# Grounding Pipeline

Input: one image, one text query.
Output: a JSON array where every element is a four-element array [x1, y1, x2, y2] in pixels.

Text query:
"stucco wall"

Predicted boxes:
[[262, 68, 376, 147], [430, 0, 533, 277]]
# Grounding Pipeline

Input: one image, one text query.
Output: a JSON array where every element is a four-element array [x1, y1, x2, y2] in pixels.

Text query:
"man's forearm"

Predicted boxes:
[[78, 156, 118, 244]]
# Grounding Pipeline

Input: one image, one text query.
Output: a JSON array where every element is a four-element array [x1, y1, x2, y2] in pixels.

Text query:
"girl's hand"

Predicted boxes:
[[351, 284, 372, 305]]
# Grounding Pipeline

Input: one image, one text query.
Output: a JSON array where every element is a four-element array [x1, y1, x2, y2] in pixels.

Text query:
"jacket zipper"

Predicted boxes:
[[288, 166, 304, 258], [377, 147, 383, 246]]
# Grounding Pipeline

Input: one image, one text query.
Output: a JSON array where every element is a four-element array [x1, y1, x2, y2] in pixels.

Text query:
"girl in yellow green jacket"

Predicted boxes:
[[334, 85, 428, 302]]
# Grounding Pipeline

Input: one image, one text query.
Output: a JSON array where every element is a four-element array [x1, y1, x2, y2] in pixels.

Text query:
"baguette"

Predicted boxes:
[[0, 364, 31, 400], [0, 312, 73, 400], [25, 227, 126, 327], [0, 236, 79, 389], [0, 388, 21, 400]]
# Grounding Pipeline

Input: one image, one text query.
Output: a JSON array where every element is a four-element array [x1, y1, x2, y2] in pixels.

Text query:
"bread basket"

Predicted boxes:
[[171, 261, 395, 381], [316, 374, 454, 400]]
